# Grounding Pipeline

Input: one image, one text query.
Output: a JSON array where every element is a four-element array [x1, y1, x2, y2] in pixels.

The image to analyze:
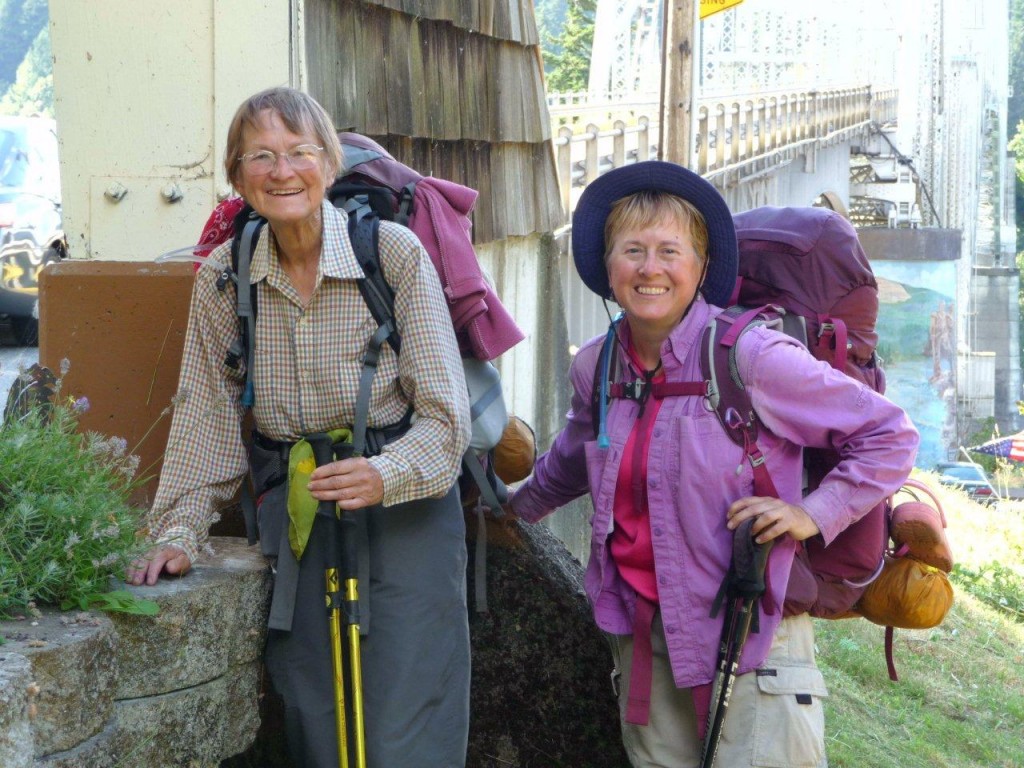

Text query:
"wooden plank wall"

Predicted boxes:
[[305, 0, 563, 244]]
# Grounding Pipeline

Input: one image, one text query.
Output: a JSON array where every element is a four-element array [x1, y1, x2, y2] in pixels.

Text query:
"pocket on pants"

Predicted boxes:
[[752, 665, 828, 768]]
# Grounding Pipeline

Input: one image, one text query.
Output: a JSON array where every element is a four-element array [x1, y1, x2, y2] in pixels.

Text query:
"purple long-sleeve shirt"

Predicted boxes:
[[511, 297, 918, 689]]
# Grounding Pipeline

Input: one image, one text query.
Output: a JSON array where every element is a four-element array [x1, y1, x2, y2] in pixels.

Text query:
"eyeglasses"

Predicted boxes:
[[237, 144, 324, 175]]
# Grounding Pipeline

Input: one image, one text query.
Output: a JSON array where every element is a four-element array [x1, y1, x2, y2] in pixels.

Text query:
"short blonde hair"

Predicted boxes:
[[603, 191, 709, 268], [224, 87, 343, 189]]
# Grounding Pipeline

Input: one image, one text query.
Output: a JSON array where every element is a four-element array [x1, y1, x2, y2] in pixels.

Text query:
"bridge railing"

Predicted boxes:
[[549, 84, 897, 216], [549, 84, 898, 351], [695, 85, 897, 180]]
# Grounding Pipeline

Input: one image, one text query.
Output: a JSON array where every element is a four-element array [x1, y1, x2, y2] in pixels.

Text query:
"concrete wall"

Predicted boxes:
[[716, 143, 855, 214], [972, 266, 1023, 432]]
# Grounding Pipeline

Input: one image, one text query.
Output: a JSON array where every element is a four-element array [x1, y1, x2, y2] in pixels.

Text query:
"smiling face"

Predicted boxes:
[[233, 109, 330, 233], [605, 192, 708, 343]]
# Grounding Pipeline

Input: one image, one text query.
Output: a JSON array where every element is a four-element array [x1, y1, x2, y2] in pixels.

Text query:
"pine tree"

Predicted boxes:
[[544, 0, 597, 93], [0, 0, 48, 96], [0, 24, 53, 117], [535, 0, 568, 73]]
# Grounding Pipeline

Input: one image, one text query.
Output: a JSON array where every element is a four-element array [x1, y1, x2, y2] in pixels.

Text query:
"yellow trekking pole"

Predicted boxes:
[[309, 433, 367, 768]]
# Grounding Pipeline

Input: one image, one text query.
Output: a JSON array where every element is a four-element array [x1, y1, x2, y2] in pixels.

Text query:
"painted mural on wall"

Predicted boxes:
[[871, 259, 958, 470]]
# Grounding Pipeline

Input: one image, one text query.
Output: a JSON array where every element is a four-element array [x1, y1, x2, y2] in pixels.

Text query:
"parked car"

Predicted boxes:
[[934, 460, 999, 505], [0, 115, 65, 345]]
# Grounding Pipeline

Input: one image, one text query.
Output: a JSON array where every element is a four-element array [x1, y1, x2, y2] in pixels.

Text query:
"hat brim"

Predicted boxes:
[[571, 161, 738, 308]]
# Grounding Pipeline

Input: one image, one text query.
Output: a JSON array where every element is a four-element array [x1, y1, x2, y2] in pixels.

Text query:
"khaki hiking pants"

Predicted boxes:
[[608, 613, 829, 768]]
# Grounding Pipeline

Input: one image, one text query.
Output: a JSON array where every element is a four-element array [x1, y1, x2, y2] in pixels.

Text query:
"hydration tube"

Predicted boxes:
[[597, 313, 624, 449], [154, 245, 227, 271]]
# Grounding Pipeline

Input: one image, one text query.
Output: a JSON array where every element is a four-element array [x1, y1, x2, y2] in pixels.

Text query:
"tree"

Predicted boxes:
[[0, 0, 48, 96], [0, 24, 52, 117], [543, 0, 596, 93], [534, 0, 568, 74], [1011, 0, 1024, 252]]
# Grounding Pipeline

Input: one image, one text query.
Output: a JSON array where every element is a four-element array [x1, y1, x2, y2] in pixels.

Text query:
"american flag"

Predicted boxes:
[[968, 433, 1024, 462]]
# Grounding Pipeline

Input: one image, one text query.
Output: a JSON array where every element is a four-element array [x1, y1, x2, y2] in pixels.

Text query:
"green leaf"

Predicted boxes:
[[80, 590, 160, 616]]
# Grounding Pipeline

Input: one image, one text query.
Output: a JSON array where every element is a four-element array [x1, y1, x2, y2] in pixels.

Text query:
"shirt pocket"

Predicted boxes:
[[751, 664, 829, 768], [584, 438, 614, 533], [665, 403, 741, 488]]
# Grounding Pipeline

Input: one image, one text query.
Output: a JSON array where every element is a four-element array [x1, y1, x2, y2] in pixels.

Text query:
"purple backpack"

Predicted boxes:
[[703, 206, 887, 619]]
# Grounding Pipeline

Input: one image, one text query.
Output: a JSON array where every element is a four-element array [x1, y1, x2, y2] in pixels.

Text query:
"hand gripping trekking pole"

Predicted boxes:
[[308, 433, 367, 768], [700, 517, 776, 768]]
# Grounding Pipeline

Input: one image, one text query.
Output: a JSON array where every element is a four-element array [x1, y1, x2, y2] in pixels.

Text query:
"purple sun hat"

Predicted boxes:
[[571, 161, 738, 307]]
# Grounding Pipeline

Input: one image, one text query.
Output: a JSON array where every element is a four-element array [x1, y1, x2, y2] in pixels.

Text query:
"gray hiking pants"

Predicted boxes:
[[262, 484, 470, 768]]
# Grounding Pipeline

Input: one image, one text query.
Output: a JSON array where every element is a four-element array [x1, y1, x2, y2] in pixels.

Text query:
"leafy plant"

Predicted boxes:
[[0, 374, 157, 619]]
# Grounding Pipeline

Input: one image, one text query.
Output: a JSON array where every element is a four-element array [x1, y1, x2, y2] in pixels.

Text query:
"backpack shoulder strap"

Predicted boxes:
[[701, 305, 785, 498], [233, 211, 265, 408], [348, 212, 401, 355], [345, 211, 407, 458]]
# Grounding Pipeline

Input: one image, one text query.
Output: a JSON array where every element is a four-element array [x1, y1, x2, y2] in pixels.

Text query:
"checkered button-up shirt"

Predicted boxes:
[[149, 201, 471, 562]]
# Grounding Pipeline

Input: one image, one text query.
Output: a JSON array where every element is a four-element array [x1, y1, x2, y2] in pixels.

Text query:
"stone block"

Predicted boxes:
[[200, 538, 272, 667], [109, 537, 271, 699], [0, 652, 33, 768], [113, 660, 261, 768], [34, 720, 118, 768], [0, 610, 117, 757]]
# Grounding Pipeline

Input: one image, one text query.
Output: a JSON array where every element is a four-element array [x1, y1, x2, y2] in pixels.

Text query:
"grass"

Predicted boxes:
[[815, 471, 1024, 768]]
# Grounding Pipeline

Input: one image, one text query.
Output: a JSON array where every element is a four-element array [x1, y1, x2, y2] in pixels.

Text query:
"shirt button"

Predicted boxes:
[[666, 625, 678, 634], [654, 428, 662, 438], [650, 479, 658, 488], [653, 527, 663, 536], [659, 576, 668, 586]]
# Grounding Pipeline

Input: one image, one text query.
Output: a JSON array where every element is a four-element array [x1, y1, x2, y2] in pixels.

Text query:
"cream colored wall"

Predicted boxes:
[[49, 0, 303, 261]]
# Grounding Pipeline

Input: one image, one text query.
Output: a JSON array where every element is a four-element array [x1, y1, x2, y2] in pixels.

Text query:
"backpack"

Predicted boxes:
[[716, 205, 888, 620], [593, 207, 943, 667], [197, 135, 531, 609]]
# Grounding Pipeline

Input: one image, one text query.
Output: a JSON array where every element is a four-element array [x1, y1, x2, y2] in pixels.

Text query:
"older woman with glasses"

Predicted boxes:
[[127, 87, 472, 768]]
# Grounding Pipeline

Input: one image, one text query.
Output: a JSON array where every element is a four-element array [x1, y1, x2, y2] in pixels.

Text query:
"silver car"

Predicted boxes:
[[934, 461, 999, 506]]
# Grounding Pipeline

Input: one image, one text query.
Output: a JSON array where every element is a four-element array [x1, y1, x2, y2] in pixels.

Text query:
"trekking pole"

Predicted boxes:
[[308, 433, 367, 768], [700, 518, 775, 768]]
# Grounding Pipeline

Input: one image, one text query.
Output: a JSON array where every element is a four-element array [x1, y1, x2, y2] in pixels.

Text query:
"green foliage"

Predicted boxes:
[[815, 473, 1024, 767], [0, 24, 52, 117], [1012, 0, 1024, 253], [954, 561, 1024, 621], [535, 0, 568, 71], [543, 0, 596, 93], [0, 397, 155, 619], [0, 0, 47, 95], [1009, 120, 1024, 184], [1010, 0, 1024, 137]]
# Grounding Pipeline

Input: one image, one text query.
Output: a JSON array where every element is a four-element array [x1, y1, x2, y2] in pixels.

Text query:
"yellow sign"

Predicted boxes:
[[700, 0, 744, 18]]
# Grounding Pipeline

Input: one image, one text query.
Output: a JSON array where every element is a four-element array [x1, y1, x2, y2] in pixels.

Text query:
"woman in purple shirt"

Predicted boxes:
[[510, 162, 918, 767]]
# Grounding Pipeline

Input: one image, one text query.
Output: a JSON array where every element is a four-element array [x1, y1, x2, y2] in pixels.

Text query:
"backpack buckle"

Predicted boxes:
[[224, 338, 243, 370], [622, 379, 646, 402], [216, 267, 234, 291]]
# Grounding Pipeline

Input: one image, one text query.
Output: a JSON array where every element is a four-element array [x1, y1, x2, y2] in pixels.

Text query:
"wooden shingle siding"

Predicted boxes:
[[359, 0, 538, 44], [307, 2, 548, 142], [305, 0, 563, 242]]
